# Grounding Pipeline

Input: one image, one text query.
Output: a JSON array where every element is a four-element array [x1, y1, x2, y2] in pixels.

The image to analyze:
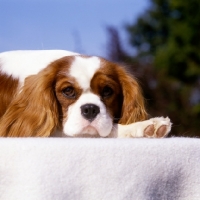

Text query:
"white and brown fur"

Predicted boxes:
[[0, 50, 171, 137]]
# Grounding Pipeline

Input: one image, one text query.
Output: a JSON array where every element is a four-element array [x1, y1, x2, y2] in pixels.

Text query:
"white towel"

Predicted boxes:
[[0, 138, 200, 200]]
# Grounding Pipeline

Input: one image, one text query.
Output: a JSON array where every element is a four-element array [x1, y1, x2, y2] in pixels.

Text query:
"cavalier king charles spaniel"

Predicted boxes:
[[0, 50, 171, 137]]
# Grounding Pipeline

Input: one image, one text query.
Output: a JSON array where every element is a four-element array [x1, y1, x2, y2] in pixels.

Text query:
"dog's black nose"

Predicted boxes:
[[81, 104, 100, 121]]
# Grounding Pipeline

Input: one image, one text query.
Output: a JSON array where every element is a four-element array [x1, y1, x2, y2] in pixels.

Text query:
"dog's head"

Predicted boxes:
[[0, 55, 147, 137]]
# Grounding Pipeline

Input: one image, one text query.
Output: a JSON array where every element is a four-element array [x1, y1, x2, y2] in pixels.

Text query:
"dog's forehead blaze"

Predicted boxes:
[[68, 56, 101, 91]]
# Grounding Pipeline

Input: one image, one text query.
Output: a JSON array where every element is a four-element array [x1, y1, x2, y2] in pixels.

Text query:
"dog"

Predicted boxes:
[[0, 50, 171, 137]]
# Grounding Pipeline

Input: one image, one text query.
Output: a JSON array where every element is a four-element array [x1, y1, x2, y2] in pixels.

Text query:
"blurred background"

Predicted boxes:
[[1, 0, 200, 137]]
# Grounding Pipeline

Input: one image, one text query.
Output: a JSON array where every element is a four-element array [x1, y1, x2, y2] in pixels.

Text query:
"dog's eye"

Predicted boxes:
[[101, 86, 113, 98], [62, 87, 76, 98]]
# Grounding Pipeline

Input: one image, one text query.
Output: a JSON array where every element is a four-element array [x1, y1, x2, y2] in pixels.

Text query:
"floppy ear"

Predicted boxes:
[[0, 66, 60, 137], [117, 66, 147, 125]]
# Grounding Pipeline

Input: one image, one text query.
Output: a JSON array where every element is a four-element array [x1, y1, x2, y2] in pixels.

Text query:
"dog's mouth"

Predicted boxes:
[[74, 125, 100, 138]]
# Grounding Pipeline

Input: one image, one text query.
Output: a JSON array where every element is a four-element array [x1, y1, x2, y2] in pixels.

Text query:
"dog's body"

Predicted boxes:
[[0, 50, 171, 137]]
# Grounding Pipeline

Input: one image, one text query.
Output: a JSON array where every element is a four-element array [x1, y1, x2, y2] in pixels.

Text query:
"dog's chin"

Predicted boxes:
[[74, 126, 100, 138]]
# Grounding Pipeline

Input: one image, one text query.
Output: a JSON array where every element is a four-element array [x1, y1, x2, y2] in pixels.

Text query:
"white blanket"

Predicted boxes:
[[0, 138, 200, 200]]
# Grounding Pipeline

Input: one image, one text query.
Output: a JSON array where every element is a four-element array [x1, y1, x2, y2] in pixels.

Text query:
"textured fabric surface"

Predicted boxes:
[[0, 138, 200, 200]]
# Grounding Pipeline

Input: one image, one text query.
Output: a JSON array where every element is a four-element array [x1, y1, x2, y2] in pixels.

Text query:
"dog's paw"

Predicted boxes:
[[144, 117, 172, 138], [116, 117, 172, 138]]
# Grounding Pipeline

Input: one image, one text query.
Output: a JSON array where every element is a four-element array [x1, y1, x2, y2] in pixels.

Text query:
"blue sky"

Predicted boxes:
[[0, 0, 149, 57]]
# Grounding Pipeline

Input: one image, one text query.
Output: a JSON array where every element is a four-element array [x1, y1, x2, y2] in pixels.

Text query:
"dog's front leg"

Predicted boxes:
[[110, 117, 172, 138]]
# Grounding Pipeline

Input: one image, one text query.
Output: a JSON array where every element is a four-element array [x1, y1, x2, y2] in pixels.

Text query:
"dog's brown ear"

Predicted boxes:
[[0, 67, 60, 137], [116, 66, 147, 125], [0, 56, 75, 137]]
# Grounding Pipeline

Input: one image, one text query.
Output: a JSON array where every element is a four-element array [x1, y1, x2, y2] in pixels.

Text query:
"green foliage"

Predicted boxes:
[[127, 0, 200, 83], [127, 0, 170, 55], [157, 0, 200, 82]]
